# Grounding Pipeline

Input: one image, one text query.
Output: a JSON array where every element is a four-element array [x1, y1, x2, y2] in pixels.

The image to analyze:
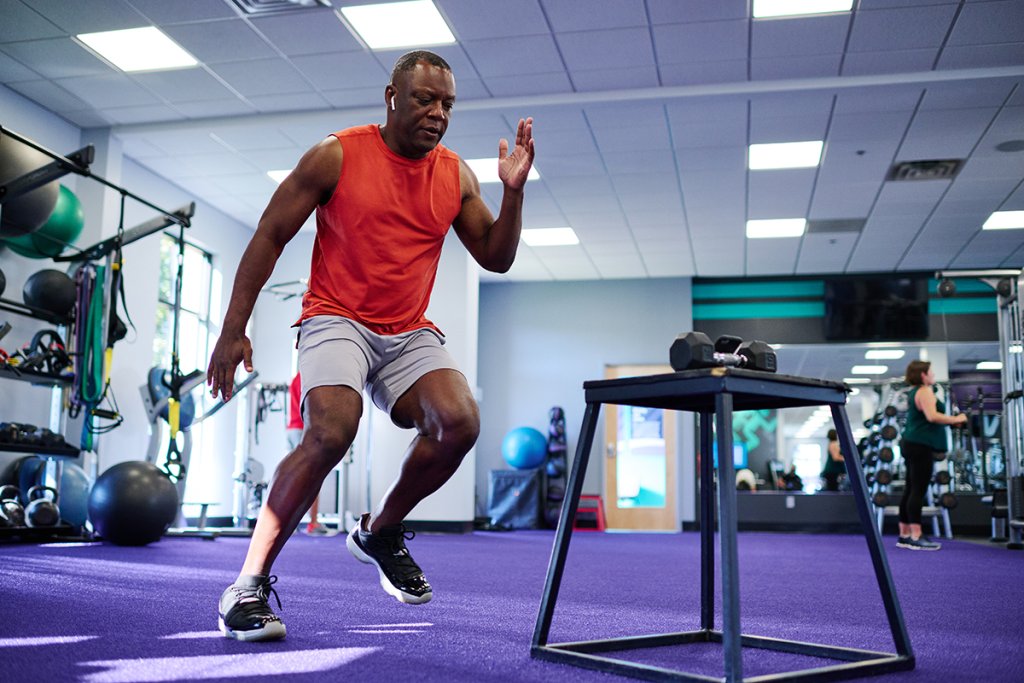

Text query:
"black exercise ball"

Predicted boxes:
[[88, 461, 179, 546], [0, 137, 59, 238], [23, 269, 76, 317]]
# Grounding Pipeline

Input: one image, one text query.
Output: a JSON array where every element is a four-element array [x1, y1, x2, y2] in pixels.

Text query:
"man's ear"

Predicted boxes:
[[385, 83, 396, 109]]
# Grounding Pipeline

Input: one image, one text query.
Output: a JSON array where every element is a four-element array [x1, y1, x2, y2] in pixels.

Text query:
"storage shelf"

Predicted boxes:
[[0, 442, 81, 458], [0, 365, 74, 387]]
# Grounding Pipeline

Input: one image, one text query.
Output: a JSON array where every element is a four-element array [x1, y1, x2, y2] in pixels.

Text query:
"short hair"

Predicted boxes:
[[905, 359, 931, 386], [390, 50, 452, 84], [827, 428, 837, 441]]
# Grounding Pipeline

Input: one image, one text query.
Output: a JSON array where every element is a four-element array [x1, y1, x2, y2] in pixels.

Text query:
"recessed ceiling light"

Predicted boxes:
[[851, 365, 889, 375], [865, 349, 905, 360], [340, 0, 455, 50], [746, 218, 806, 238], [843, 377, 872, 384], [464, 158, 541, 184], [748, 141, 823, 170], [753, 0, 854, 19], [982, 211, 1024, 230], [76, 27, 197, 72], [267, 169, 291, 183], [977, 361, 1003, 370], [522, 227, 579, 247]]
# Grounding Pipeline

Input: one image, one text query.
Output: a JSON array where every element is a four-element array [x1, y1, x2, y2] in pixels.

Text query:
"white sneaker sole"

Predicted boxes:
[[346, 532, 433, 605], [218, 616, 286, 641]]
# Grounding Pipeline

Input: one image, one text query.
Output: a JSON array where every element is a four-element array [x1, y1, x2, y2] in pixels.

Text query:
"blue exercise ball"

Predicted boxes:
[[502, 426, 547, 470], [88, 461, 179, 546]]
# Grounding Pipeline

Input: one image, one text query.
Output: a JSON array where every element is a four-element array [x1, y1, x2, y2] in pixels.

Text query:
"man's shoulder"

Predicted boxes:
[[333, 124, 378, 140], [435, 143, 461, 163]]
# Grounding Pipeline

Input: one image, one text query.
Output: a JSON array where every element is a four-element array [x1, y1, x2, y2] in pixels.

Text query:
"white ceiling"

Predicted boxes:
[[2, 0, 1023, 283]]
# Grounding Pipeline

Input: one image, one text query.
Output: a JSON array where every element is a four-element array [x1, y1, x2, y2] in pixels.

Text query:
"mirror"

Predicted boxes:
[[734, 341, 1004, 494]]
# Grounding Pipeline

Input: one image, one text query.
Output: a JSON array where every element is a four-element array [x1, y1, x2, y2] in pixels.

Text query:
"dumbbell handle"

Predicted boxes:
[[712, 351, 750, 368]]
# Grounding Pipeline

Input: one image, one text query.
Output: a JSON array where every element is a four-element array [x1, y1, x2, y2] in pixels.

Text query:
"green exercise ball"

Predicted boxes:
[[1, 185, 84, 259]]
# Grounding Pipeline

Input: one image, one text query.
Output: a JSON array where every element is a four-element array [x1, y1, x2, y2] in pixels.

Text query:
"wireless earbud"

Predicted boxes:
[[390, 96, 396, 111]]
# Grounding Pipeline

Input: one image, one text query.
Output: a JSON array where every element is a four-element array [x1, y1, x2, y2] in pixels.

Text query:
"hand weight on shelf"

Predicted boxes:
[[25, 485, 60, 527]]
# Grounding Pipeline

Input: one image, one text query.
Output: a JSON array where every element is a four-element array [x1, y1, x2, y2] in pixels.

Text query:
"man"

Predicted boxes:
[[207, 50, 534, 642]]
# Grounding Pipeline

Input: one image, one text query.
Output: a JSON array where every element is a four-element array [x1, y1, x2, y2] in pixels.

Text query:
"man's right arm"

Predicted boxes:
[[207, 136, 343, 399]]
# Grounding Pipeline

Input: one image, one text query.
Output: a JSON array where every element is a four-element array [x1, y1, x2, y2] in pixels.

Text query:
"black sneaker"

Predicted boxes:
[[896, 536, 911, 548], [346, 513, 432, 604], [898, 536, 941, 551], [218, 575, 287, 641]]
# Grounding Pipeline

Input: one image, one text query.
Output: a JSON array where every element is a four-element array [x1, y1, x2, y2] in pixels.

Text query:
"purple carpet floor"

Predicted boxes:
[[1, 530, 1022, 682]]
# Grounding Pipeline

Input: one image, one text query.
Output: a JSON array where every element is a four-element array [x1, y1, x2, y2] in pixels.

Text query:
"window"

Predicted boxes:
[[153, 233, 214, 373]]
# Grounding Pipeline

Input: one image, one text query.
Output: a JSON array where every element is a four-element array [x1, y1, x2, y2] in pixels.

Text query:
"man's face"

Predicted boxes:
[[388, 62, 456, 157]]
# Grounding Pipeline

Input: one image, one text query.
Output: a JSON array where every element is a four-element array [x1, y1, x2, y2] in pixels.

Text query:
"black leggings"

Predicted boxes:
[[898, 440, 937, 525]]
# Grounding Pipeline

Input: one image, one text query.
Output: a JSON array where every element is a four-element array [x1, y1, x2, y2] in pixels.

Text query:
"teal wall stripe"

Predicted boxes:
[[694, 301, 825, 320], [928, 298, 998, 314], [693, 281, 824, 300]]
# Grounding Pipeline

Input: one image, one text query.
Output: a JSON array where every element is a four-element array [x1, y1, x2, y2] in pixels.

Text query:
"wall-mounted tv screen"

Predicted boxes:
[[823, 276, 929, 342]]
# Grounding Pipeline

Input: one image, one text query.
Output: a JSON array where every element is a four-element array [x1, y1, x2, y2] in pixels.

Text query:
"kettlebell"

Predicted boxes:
[[25, 485, 60, 527], [0, 485, 26, 527]]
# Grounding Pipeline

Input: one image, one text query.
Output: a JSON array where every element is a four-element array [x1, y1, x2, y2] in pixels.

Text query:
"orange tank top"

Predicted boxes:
[[299, 125, 462, 335]]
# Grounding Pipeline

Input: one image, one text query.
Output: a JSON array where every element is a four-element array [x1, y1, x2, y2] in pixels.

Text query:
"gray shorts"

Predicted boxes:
[[296, 315, 461, 420]]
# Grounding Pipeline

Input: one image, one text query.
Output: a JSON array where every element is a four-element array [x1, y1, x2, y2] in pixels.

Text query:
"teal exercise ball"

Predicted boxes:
[[502, 427, 547, 470], [2, 185, 84, 259]]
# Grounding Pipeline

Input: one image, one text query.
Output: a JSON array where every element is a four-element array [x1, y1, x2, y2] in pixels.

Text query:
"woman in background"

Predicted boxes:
[[897, 360, 967, 550]]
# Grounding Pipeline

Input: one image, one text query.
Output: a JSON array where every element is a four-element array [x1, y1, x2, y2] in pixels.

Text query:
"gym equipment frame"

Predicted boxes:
[[532, 367, 914, 682]]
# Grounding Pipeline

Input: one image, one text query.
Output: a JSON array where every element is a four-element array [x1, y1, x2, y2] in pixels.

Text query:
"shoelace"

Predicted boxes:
[[232, 575, 283, 616]]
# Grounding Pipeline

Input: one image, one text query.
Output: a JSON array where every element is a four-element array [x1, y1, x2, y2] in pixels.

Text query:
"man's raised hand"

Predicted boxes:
[[497, 117, 535, 191]]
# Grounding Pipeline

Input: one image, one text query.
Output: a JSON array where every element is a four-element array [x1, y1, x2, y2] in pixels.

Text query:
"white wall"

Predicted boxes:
[[477, 277, 696, 524]]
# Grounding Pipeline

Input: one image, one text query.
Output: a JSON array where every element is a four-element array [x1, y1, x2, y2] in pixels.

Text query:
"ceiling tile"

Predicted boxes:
[[947, 0, 1024, 45], [126, 0, 237, 23], [676, 145, 746, 171], [321, 86, 385, 109], [920, 79, 1019, 110], [441, 0, 549, 40], [745, 239, 800, 275], [162, 19, 276, 64], [290, 51, 389, 90], [749, 114, 830, 144], [104, 103, 184, 125], [0, 38, 113, 79], [828, 112, 913, 144], [809, 181, 880, 218], [534, 151, 605, 177], [485, 71, 572, 97], [0, 51, 39, 82], [56, 73, 161, 109], [653, 20, 747, 64], [5, 79, 89, 112], [556, 28, 655, 71], [937, 42, 1024, 70], [131, 67, 236, 103], [26, 0, 147, 34], [819, 139, 900, 182], [751, 54, 842, 81], [0, 0, 63, 42], [174, 98, 256, 119], [541, 0, 648, 32], [847, 5, 958, 52], [898, 107, 1000, 159], [462, 35, 563, 77], [834, 85, 922, 114], [841, 48, 937, 76], [209, 58, 313, 97], [659, 59, 748, 86], [590, 251, 648, 279], [248, 91, 329, 113], [570, 65, 659, 91], [692, 242, 744, 275], [748, 169, 816, 218], [250, 10, 363, 56], [750, 14, 851, 58], [646, 0, 748, 23]]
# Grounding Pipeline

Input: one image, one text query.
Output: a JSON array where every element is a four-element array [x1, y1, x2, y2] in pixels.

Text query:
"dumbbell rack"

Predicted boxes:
[[0, 292, 83, 541]]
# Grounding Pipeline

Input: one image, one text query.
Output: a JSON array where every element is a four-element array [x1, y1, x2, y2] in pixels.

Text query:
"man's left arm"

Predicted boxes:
[[452, 117, 534, 273]]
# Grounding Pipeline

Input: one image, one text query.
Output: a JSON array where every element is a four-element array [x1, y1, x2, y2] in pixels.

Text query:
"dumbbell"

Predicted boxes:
[[875, 469, 893, 485], [670, 331, 777, 372], [878, 446, 894, 463], [938, 492, 958, 509], [879, 425, 899, 441], [872, 491, 890, 507], [934, 470, 952, 486]]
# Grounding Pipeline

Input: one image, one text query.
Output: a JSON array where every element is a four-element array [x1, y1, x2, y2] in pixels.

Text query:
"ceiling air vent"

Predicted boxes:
[[806, 219, 865, 234], [886, 159, 963, 181], [230, 0, 331, 15]]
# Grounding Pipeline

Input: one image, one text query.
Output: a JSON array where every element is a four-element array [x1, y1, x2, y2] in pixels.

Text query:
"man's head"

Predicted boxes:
[[384, 50, 456, 158]]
